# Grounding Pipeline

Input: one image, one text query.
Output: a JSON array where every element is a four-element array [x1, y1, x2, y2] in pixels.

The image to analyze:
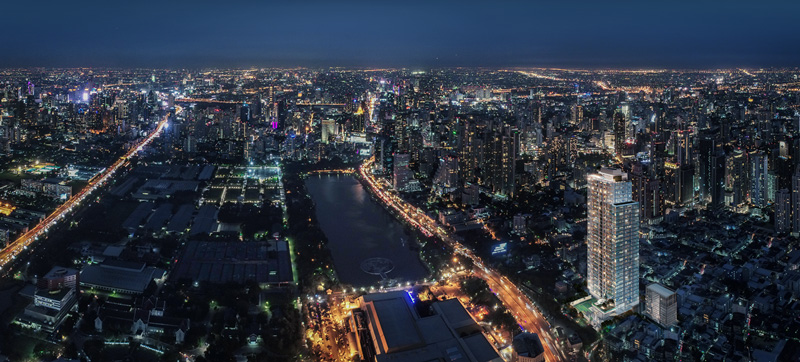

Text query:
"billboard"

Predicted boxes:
[[491, 242, 508, 256]]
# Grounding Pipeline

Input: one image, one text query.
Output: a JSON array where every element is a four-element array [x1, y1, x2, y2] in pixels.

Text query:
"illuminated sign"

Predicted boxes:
[[491, 242, 508, 255]]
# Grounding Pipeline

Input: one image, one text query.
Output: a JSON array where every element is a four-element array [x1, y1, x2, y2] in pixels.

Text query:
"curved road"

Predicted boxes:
[[359, 157, 567, 362], [0, 115, 169, 272]]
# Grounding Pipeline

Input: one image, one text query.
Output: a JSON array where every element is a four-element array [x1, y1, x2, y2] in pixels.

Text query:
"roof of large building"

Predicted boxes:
[[166, 204, 194, 233], [358, 291, 501, 362], [171, 240, 292, 285], [189, 204, 218, 235], [434, 298, 475, 330], [80, 260, 164, 294], [462, 333, 502, 362], [370, 297, 423, 351]]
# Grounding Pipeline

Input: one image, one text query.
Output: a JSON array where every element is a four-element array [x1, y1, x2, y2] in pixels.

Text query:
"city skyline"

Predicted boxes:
[[1, 64, 800, 362], [1, 1, 799, 360]]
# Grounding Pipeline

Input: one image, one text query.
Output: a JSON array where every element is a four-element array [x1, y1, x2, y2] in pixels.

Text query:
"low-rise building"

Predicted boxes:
[[512, 332, 544, 362], [80, 260, 165, 296]]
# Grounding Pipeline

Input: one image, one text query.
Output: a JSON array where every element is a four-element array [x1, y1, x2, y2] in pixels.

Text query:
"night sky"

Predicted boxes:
[[2, 0, 799, 69]]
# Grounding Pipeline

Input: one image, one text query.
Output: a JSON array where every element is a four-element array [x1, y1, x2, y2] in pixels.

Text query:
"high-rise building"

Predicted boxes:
[[458, 118, 480, 183], [433, 154, 459, 193], [750, 152, 769, 207], [793, 168, 800, 235], [663, 162, 694, 207], [645, 283, 677, 327], [725, 149, 749, 208], [697, 132, 725, 208], [587, 168, 640, 314], [393, 153, 415, 192], [775, 188, 791, 234], [630, 162, 663, 221], [320, 119, 336, 144], [571, 104, 583, 125], [462, 183, 480, 206], [485, 124, 518, 196], [613, 112, 626, 157]]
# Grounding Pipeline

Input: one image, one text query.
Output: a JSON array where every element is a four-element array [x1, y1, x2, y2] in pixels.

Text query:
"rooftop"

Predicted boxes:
[[357, 291, 501, 362], [513, 333, 545, 358], [647, 283, 676, 298], [80, 260, 164, 295]]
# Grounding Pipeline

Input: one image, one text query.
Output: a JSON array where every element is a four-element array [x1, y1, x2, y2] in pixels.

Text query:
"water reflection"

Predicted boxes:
[[305, 175, 428, 286]]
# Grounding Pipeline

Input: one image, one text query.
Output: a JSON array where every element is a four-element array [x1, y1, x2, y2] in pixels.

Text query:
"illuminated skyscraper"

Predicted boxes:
[[393, 153, 414, 192], [320, 119, 336, 144], [725, 149, 749, 208], [775, 188, 791, 234], [613, 112, 626, 157], [433, 154, 459, 194], [793, 168, 800, 235], [587, 168, 640, 314], [485, 123, 518, 197], [750, 152, 769, 207]]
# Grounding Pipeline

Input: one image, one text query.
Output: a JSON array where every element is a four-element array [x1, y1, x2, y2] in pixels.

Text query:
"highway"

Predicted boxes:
[[0, 115, 169, 272], [359, 157, 568, 362]]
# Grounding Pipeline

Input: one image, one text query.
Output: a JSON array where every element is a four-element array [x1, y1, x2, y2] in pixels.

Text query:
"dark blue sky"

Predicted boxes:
[[2, 0, 799, 68]]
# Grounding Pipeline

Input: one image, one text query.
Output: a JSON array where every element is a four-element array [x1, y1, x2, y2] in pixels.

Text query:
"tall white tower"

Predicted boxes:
[[587, 168, 640, 314]]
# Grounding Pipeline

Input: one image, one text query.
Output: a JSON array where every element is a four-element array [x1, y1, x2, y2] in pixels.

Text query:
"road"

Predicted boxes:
[[0, 115, 169, 272], [359, 157, 567, 362]]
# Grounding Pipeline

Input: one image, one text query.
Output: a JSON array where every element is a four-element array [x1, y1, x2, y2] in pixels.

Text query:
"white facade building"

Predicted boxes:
[[587, 168, 640, 315], [645, 283, 678, 326]]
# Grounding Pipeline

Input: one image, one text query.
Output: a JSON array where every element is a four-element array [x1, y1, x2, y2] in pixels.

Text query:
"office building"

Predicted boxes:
[[38, 266, 79, 291], [750, 152, 769, 207], [793, 168, 800, 235], [321, 119, 336, 143], [433, 154, 459, 194], [393, 153, 415, 192], [776, 189, 791, 234], [645, 283, 678, 327]]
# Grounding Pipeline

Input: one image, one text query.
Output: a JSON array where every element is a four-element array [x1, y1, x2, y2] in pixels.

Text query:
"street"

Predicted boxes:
[[359, 157, 568, 361]]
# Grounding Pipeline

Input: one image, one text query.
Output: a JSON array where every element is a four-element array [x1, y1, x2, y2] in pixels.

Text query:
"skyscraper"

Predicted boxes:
[[320, 119, 336, 144], [587, 168, 640, 314], [775, 189, 791, 234], [433, 154, 459, 194], [697, 132, 725, 208], [613, 112, 626, 157], [393, 153, 414, 192], [792, 168, 800, 235], [750, 152, 769, 207], [485, 123, 518, 197], [725, 149, 749, 209]]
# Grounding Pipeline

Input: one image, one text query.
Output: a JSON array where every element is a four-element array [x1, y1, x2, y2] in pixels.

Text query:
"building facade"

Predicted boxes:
[[587, 168, 640, 314], [645, 283, 678, 327]]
